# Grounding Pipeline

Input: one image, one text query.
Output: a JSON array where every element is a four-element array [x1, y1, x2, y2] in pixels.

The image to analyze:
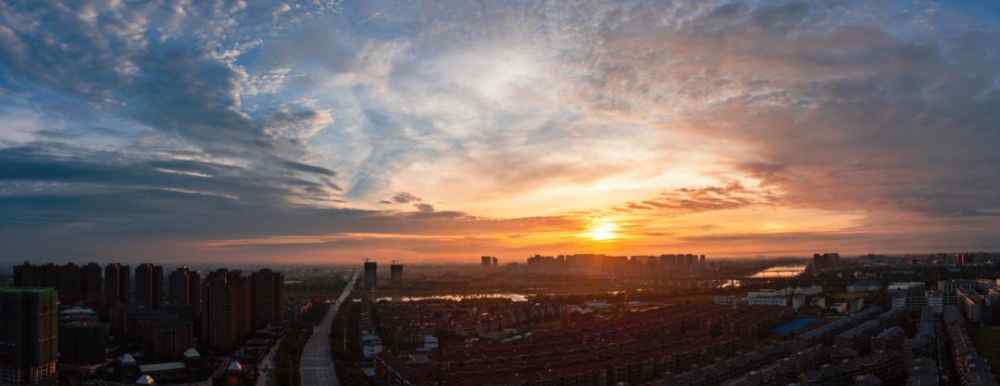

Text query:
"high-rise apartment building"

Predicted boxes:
[[0, 288, 58, 385], [168, 267, 201, 308], [201, 270, 251, 353], [813, 253, 842, 270], [202, 271, 234, 353], [135, 264, 163, 309], [14, 263, 100, 305], [12, 262, 36, 288], [57, 263, 83, 304], [104, 263, 130, 305], [58, 307, 106, 366], [127, 306, 194, 362], [251, 269, 286, 330], [81, 263, 103, 305], [364, 261, 378, 290], [390, 263, 403, 284], [168, 267, 202, 338], [232, 271, 251, 342], [103, 263, 131, 339], [13, 262, 60, 289]]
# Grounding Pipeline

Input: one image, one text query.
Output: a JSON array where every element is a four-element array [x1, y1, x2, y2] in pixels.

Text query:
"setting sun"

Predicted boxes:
[[589, 222, 618, 241]]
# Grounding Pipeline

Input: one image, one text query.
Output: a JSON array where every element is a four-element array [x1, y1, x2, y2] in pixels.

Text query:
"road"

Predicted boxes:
[[299, 269, 360, 386], [255, 335, 282, 386]]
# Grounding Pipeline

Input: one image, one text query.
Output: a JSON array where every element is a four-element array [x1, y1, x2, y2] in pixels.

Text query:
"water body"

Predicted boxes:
[[749, 264, 807, 278], [376, 293, 530, 302]]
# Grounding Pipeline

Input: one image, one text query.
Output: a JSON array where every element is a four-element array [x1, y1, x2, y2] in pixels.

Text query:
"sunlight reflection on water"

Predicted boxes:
[[376, 293, 529, 302], [749, 265, 806, 278]]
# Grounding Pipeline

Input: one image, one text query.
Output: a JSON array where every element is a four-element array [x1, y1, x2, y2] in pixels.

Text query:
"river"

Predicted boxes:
[[376, 293, 530, 302], [749, 264, 807, 278]]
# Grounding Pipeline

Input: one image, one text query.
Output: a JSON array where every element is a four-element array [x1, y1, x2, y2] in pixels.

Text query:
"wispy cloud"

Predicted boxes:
[[2, 0, 1000, 262]]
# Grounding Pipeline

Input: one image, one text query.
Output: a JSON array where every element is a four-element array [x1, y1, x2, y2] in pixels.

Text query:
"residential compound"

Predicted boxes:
[[359, 252, 1000, 386], [10, 252, 1000, 385], [7, 262, 289, 385], [373, 301, 791, 385], [525, 254, 709, 277]]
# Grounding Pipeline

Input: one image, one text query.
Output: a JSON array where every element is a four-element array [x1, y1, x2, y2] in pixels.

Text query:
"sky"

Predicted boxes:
[[1, 0, 1000, 264]]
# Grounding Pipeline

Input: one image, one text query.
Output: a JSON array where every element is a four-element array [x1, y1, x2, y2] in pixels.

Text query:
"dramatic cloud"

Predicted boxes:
[[616, 182, 777, 214], [390, 192, 421, 204], [2, 0, 1000, 262]]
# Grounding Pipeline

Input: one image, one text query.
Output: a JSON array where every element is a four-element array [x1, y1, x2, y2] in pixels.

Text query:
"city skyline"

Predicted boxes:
[[3, 1, 1000, 263]]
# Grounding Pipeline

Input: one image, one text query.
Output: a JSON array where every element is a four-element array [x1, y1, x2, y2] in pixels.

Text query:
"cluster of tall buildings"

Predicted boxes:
[[480, 256, 499, 267], [199, 268, 287, 353], [363, 260, 405, 290], [525, 253, 709, 277], [4, 262, 287, 385], [13, 263, 103, 305], [134, 263, 164, 309], [811, 253, 842, 270]]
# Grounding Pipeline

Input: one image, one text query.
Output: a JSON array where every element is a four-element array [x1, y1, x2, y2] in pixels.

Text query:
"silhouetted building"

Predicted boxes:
[[13, 262, 60, 290], [81, 263, 103, 305], [955, 254, 969, 265], [57, 263, 83, 304], [481, 256, 499, 267], [104, 263, 130, 305], [251, 269, 285, 330], [364, 261, 378, 290], [0, 288, 58, 385], [168, 267, 201, 338], [657, 254, 704, 274], [202, 272, 234, 353], [127, 306, 194, 362], [201, 270, 250, 353], [102, 264, 131, 339], [12, 262, 37, 288], [135, 264, 163, 309], [390, 263, 404, 284], [59, 320, 107, 365], [813, 253, 842, 270], [232, 271, 251, 342], [168, 267, 199, 307], [14, 263, 94, 304]]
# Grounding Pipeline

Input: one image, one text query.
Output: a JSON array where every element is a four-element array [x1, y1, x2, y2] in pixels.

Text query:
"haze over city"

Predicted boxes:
[[2, 0, 1000, 264]]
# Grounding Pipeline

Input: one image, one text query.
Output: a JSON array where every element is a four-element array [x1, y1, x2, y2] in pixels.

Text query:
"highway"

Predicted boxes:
[[255, 335, 282, 386], [299, 269, 359, 386]]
